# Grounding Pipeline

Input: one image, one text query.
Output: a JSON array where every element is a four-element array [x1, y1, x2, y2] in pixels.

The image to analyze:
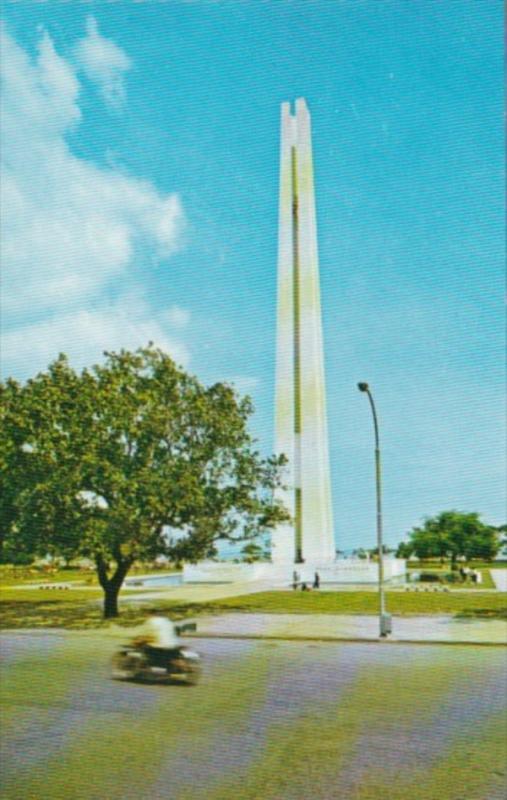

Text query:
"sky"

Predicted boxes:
[[1, 1, 505, 553]]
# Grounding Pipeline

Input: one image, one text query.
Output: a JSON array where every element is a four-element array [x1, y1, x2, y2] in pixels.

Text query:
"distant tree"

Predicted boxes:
[[0, 380, 28, 556], [240, 541, 266, 563], [0, 347, 289, 617], [406, 511, 500, 566], [395, 541, 414, 559], [495, 525, 507, 557], [368, 545, 394, 558]]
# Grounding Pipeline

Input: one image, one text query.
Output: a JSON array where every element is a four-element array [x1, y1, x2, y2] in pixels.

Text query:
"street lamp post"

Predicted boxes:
[[357, 382, 391, 638]]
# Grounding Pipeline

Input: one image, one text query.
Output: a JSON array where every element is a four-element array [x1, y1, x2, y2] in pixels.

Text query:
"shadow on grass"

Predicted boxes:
[[456, 607, 507, 620], [0, 598, 234, 630]]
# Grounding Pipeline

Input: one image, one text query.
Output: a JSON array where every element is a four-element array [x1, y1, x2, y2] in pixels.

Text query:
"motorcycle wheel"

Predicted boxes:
[[183, 664, 202, 686], [111, 652, 143, 681]]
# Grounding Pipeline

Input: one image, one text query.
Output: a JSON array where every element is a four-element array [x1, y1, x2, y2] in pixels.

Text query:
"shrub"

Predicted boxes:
[[418, 572, 442, 583]]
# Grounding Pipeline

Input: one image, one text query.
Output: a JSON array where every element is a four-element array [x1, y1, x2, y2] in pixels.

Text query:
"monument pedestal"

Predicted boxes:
[[183, 561, 288, 584], [183, 558, 406, 586]]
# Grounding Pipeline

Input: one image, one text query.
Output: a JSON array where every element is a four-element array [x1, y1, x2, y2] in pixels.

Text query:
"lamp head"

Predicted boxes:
[[357, 382, 369, 392]]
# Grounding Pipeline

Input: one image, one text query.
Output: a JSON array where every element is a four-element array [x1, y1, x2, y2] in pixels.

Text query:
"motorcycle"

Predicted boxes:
[[111, 622, 201, 685]]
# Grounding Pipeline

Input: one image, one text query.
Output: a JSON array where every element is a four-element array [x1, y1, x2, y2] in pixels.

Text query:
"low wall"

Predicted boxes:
[[183, 562, 280, 583], [309, 559, 406, 585], [183, 559, 406, 585]]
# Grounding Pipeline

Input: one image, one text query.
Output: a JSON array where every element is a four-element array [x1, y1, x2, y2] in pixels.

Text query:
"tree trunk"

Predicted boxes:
[[95, 554, 133, 619], [103, 584, 121, 619], [104, 586, 120, 619]]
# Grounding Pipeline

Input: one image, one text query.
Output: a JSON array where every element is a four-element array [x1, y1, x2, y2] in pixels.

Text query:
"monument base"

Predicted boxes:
[[183, 559, 406, 585], [182, 561, 289, 584]]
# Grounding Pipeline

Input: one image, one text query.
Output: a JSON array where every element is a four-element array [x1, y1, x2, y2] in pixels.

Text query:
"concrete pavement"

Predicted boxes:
[[119, 577, 507, 645], [184, 611, 507, 646], [491, 570, 507, 591], [121, 577, 287, 604]]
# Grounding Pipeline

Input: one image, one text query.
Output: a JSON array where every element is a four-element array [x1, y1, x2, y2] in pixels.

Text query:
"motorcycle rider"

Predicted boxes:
[[135, 611, 181, 668]]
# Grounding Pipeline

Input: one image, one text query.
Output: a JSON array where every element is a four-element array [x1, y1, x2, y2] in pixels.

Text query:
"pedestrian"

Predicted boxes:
[[313, 572, 320, 589], [292, 570, 299, 591]]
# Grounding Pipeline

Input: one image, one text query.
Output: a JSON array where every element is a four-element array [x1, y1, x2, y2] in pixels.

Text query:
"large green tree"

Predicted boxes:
[[402, 510, 500, 566], [0, 347, 289, 617]]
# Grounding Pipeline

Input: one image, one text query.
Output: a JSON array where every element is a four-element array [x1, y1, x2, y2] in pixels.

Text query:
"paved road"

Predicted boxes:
[[1, 632, 506, 800]]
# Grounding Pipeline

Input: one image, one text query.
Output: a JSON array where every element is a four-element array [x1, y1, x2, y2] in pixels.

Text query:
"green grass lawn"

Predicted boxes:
[[1, 585, 506, 629], [208, 590, 507, 618], [0, 567, 95, 587], [0, 586, 196, 629], [0, 563, 180, 587]]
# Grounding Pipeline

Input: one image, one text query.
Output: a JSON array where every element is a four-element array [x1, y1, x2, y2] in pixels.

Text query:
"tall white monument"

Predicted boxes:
[[183, 100, 407, 586], [271, 98, 336, 566]]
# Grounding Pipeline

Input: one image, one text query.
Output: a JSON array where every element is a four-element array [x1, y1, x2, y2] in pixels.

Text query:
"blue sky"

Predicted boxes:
[[1, 1, 504, 551]]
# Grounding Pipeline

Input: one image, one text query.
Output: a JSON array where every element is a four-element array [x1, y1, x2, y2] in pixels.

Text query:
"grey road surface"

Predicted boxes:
[[1, 633, 506, 800]]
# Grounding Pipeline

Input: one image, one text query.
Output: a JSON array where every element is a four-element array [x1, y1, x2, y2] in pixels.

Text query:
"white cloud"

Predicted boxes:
[[1, 27, 81, 141], [1, 26, 183, 314], [164, 305, 191, 329], [74, 16, 131, 111], [2, 296, 190, 377], [227, 376, 260, 394], [0, 26, 188, 378]]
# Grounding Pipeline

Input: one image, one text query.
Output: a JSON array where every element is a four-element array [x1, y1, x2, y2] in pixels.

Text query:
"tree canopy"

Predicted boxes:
[[0, 347, 289, 616], [397, 510, 501, 564]]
